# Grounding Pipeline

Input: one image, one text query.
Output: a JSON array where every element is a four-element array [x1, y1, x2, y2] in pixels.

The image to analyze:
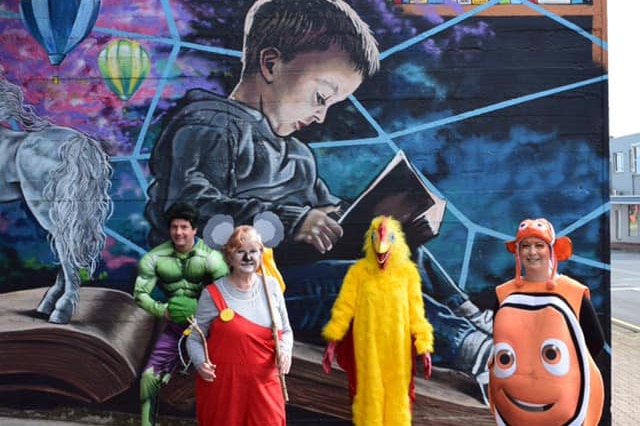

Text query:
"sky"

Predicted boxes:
[[607, 1, 640, 138]]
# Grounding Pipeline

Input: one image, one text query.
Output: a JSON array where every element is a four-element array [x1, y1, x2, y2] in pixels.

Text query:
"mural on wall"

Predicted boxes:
[[19, 0, 101, 67], [0, 72, 113, 324], [0, 0, 609, 424]]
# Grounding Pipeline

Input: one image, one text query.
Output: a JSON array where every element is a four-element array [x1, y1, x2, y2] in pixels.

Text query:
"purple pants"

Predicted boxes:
[[143, 322, 188, 374]]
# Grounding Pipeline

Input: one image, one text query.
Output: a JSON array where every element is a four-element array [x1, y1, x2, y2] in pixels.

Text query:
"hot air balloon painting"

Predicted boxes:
[[98, 39, 151, 101], [19, 0, 102, 66]]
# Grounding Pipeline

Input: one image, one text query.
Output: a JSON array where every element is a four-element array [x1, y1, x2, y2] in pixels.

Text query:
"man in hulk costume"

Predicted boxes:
[[134, 202, 229, 426]]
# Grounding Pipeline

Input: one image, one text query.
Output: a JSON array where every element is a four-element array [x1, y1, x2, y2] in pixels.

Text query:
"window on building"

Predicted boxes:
[[614, 151, 624, 173], [631, 145, 640, 174], [629, 204, 639, 237]]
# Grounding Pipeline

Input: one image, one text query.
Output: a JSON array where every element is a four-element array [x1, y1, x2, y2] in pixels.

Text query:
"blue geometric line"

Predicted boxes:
[[104, 227, 147, 256], [310, 136, 390, 149], [348, 95, 391, 141], [92, 26, 176, 44], [389, 75, 606, 138], [570, 254, 609, 270], [160, 0, 180, 39], [110, 154, 150, 162], [522, 0, 607, 49], [458, 226, 477, 289], [91, 27, 242, 58], [560, 202, 610, 236], [132, 43, 182, 158]]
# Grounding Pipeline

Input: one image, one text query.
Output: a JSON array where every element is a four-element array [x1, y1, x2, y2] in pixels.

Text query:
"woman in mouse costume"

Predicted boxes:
[[186, 213, 291, 425], [488, 218, 605, 426]]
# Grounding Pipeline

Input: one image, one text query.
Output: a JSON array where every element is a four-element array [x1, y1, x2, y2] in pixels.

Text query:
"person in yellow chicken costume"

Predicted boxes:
[[321, 215, 434, 426]]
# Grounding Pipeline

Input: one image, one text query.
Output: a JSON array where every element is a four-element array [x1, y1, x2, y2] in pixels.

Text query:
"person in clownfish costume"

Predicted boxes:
[[321, 215, 434, 426], [488, 218, 605, 426]]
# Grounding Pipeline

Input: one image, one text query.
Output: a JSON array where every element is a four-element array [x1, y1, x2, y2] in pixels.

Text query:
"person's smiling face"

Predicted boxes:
[[169, 218, 197, 253], [519, 236, 551, 279], [230, 241, 263, 275], [260, 45, 363, 137]]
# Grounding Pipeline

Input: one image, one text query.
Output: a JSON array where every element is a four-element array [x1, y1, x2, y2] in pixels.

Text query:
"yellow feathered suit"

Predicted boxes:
[[322, 216, 434, 426]]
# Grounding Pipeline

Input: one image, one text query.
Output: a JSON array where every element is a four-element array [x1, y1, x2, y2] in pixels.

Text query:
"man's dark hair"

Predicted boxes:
[[165, 202, 199, 229]]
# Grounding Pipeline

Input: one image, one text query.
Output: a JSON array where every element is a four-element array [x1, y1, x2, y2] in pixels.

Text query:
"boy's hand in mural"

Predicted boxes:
[[294, 206, 343, 253]]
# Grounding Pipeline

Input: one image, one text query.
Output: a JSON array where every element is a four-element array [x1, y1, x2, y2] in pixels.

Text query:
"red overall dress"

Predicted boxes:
[[195, 284, 285, 426]]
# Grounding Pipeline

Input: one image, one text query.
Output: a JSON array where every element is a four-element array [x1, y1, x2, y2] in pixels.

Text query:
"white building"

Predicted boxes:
[[610, 133, 640, 246]]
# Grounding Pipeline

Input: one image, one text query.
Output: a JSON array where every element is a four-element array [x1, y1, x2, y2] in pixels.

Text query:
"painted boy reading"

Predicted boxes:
[[146, 0, 375, 255], [146, 0, 492, 403]]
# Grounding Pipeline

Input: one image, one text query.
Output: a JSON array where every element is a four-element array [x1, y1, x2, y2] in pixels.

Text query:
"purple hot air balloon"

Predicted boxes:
[[19, 0, 101, 66]]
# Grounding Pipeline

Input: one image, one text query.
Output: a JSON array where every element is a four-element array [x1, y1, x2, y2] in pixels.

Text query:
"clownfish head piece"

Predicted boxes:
[[504, 218, 572, 289]]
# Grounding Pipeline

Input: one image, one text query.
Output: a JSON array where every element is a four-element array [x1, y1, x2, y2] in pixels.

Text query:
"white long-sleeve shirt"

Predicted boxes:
[[187, 275, 293, 368]]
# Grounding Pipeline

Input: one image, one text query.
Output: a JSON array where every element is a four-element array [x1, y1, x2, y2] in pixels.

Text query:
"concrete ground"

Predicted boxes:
[[611, 319, 640, 426]]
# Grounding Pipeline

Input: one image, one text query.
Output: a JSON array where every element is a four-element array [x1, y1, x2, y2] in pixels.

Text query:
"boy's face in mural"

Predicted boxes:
[[169, 219, 197, 253], [518, 237, 551, 279], [258, 44, 363, 137]]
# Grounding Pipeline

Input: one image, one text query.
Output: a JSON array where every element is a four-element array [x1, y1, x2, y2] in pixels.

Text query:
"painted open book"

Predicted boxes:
[[0, 287, 157, 404], [328, 150, 446, 260]]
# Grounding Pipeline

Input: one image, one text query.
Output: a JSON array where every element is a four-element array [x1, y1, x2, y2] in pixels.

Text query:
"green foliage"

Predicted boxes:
[[78, 268, 109, 283]]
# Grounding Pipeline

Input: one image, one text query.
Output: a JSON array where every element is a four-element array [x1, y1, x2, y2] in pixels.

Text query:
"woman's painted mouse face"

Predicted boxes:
[[229, 240, 263, 274]]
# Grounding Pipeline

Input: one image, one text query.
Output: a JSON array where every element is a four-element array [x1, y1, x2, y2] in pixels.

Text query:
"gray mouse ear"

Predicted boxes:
[[253, 211, 284, 248], [203, 215, 235, 249]]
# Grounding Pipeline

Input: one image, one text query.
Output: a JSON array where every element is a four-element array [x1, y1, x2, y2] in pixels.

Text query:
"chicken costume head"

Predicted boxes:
[[363, 215, 410, 270]]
